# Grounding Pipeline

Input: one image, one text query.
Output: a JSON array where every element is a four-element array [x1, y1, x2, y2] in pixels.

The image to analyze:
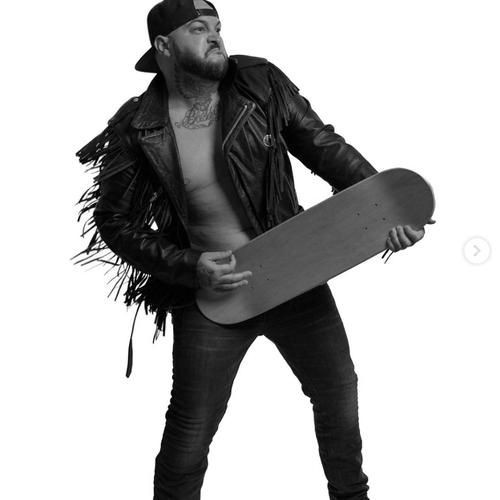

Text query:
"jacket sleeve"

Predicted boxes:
[[86, 124, 203, 289], [282, 93, 378, 192]]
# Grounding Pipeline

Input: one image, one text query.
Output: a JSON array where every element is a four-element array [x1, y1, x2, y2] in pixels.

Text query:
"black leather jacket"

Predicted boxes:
[[75, 54, 377, 360]]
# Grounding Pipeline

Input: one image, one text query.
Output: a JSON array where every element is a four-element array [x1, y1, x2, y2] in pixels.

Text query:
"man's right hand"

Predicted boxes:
[[196, 250, 252, 292]]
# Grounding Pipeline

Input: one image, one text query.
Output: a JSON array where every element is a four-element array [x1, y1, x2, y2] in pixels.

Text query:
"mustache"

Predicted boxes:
[[206, 42, 224, 56]]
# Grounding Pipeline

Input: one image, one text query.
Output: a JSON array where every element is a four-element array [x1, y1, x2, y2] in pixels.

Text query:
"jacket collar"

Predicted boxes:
[[130, 72, 168, 130], [130, 56, 239, 130]]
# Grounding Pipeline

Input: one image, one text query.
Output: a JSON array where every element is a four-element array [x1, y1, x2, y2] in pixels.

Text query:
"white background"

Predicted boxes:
[[1, 0, 499, 499]]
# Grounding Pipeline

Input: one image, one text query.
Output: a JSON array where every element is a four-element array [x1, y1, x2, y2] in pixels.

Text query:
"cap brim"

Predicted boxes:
[[135, 47, 160, 73]]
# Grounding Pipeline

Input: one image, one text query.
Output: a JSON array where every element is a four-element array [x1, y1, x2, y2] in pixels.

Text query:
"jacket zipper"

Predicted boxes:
[[220, 100, 263, 235], [222, 101, 255, 152]]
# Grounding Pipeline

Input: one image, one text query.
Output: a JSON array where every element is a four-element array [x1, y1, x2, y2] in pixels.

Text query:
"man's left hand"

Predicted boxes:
[[386, 219, 436, 252]]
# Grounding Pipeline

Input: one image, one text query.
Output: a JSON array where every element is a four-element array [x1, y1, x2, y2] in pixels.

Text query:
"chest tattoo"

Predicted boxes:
[[175, 97, 219, 129]]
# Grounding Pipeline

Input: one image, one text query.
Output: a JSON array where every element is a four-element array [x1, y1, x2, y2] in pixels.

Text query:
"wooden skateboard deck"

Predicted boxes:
[[196, 168, 435, 324]]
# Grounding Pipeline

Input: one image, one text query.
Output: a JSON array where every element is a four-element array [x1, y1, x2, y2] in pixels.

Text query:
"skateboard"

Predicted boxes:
[[196, 168, 435, 324]]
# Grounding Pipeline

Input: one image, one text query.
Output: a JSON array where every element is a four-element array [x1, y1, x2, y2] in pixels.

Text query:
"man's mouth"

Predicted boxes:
[[207, 47, 223, 56]]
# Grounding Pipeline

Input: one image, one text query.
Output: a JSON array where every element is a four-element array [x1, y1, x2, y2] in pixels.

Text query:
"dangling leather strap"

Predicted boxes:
[[126, 304, 141, 378]]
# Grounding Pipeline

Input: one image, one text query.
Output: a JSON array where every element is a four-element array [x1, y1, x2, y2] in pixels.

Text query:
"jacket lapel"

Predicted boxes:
[[131, 73, 188, 222]]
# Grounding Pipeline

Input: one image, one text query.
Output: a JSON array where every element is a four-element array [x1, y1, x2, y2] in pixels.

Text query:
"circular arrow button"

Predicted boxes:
[[463, 237, 491, 265]]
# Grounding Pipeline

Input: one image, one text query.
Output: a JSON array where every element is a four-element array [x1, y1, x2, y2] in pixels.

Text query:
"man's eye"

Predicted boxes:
[[192, 26, 205, 32]]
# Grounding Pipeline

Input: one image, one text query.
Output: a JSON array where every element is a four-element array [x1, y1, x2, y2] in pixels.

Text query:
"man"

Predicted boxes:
[[75, 1, 431, 498]]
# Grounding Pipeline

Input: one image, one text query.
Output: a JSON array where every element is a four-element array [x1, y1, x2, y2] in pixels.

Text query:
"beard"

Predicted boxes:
[[172, 41, 229, 81]]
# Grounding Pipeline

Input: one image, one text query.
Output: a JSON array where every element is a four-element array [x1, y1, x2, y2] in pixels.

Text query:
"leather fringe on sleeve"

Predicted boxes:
[[73, 125, 173, 378]]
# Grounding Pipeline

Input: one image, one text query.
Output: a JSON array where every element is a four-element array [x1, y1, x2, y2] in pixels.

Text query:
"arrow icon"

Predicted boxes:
[[463, 237, 491, 265]]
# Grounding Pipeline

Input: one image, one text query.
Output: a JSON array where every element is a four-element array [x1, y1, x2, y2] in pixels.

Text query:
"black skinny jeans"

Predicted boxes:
[[153, 283, 369, 500]]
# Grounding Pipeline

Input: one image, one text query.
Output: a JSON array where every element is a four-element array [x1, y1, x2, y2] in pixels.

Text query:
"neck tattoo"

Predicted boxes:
[[174, 64, 220, 130]]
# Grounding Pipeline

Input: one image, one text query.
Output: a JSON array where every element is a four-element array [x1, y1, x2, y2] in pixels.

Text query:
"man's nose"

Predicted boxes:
[[207, 30, 221, 45]]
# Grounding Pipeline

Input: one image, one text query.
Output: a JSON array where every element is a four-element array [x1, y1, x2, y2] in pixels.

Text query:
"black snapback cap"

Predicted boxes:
[[135, 0, 219, 73]]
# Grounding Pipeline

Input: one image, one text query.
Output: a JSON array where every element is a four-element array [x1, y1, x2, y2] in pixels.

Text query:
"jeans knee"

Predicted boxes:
[[158, 403, 227, 469]]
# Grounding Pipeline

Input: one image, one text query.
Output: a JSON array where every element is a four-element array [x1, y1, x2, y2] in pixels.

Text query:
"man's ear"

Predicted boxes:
[[154, 35, 172, 57]]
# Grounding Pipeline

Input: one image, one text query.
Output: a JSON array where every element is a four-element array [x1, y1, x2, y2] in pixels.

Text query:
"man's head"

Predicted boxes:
[[135, 0, 228, 81]]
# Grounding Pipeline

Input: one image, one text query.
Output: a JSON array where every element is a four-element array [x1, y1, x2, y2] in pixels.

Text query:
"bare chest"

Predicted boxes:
[[168, 106, 256, 250], [170, 116, 222, 192]]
